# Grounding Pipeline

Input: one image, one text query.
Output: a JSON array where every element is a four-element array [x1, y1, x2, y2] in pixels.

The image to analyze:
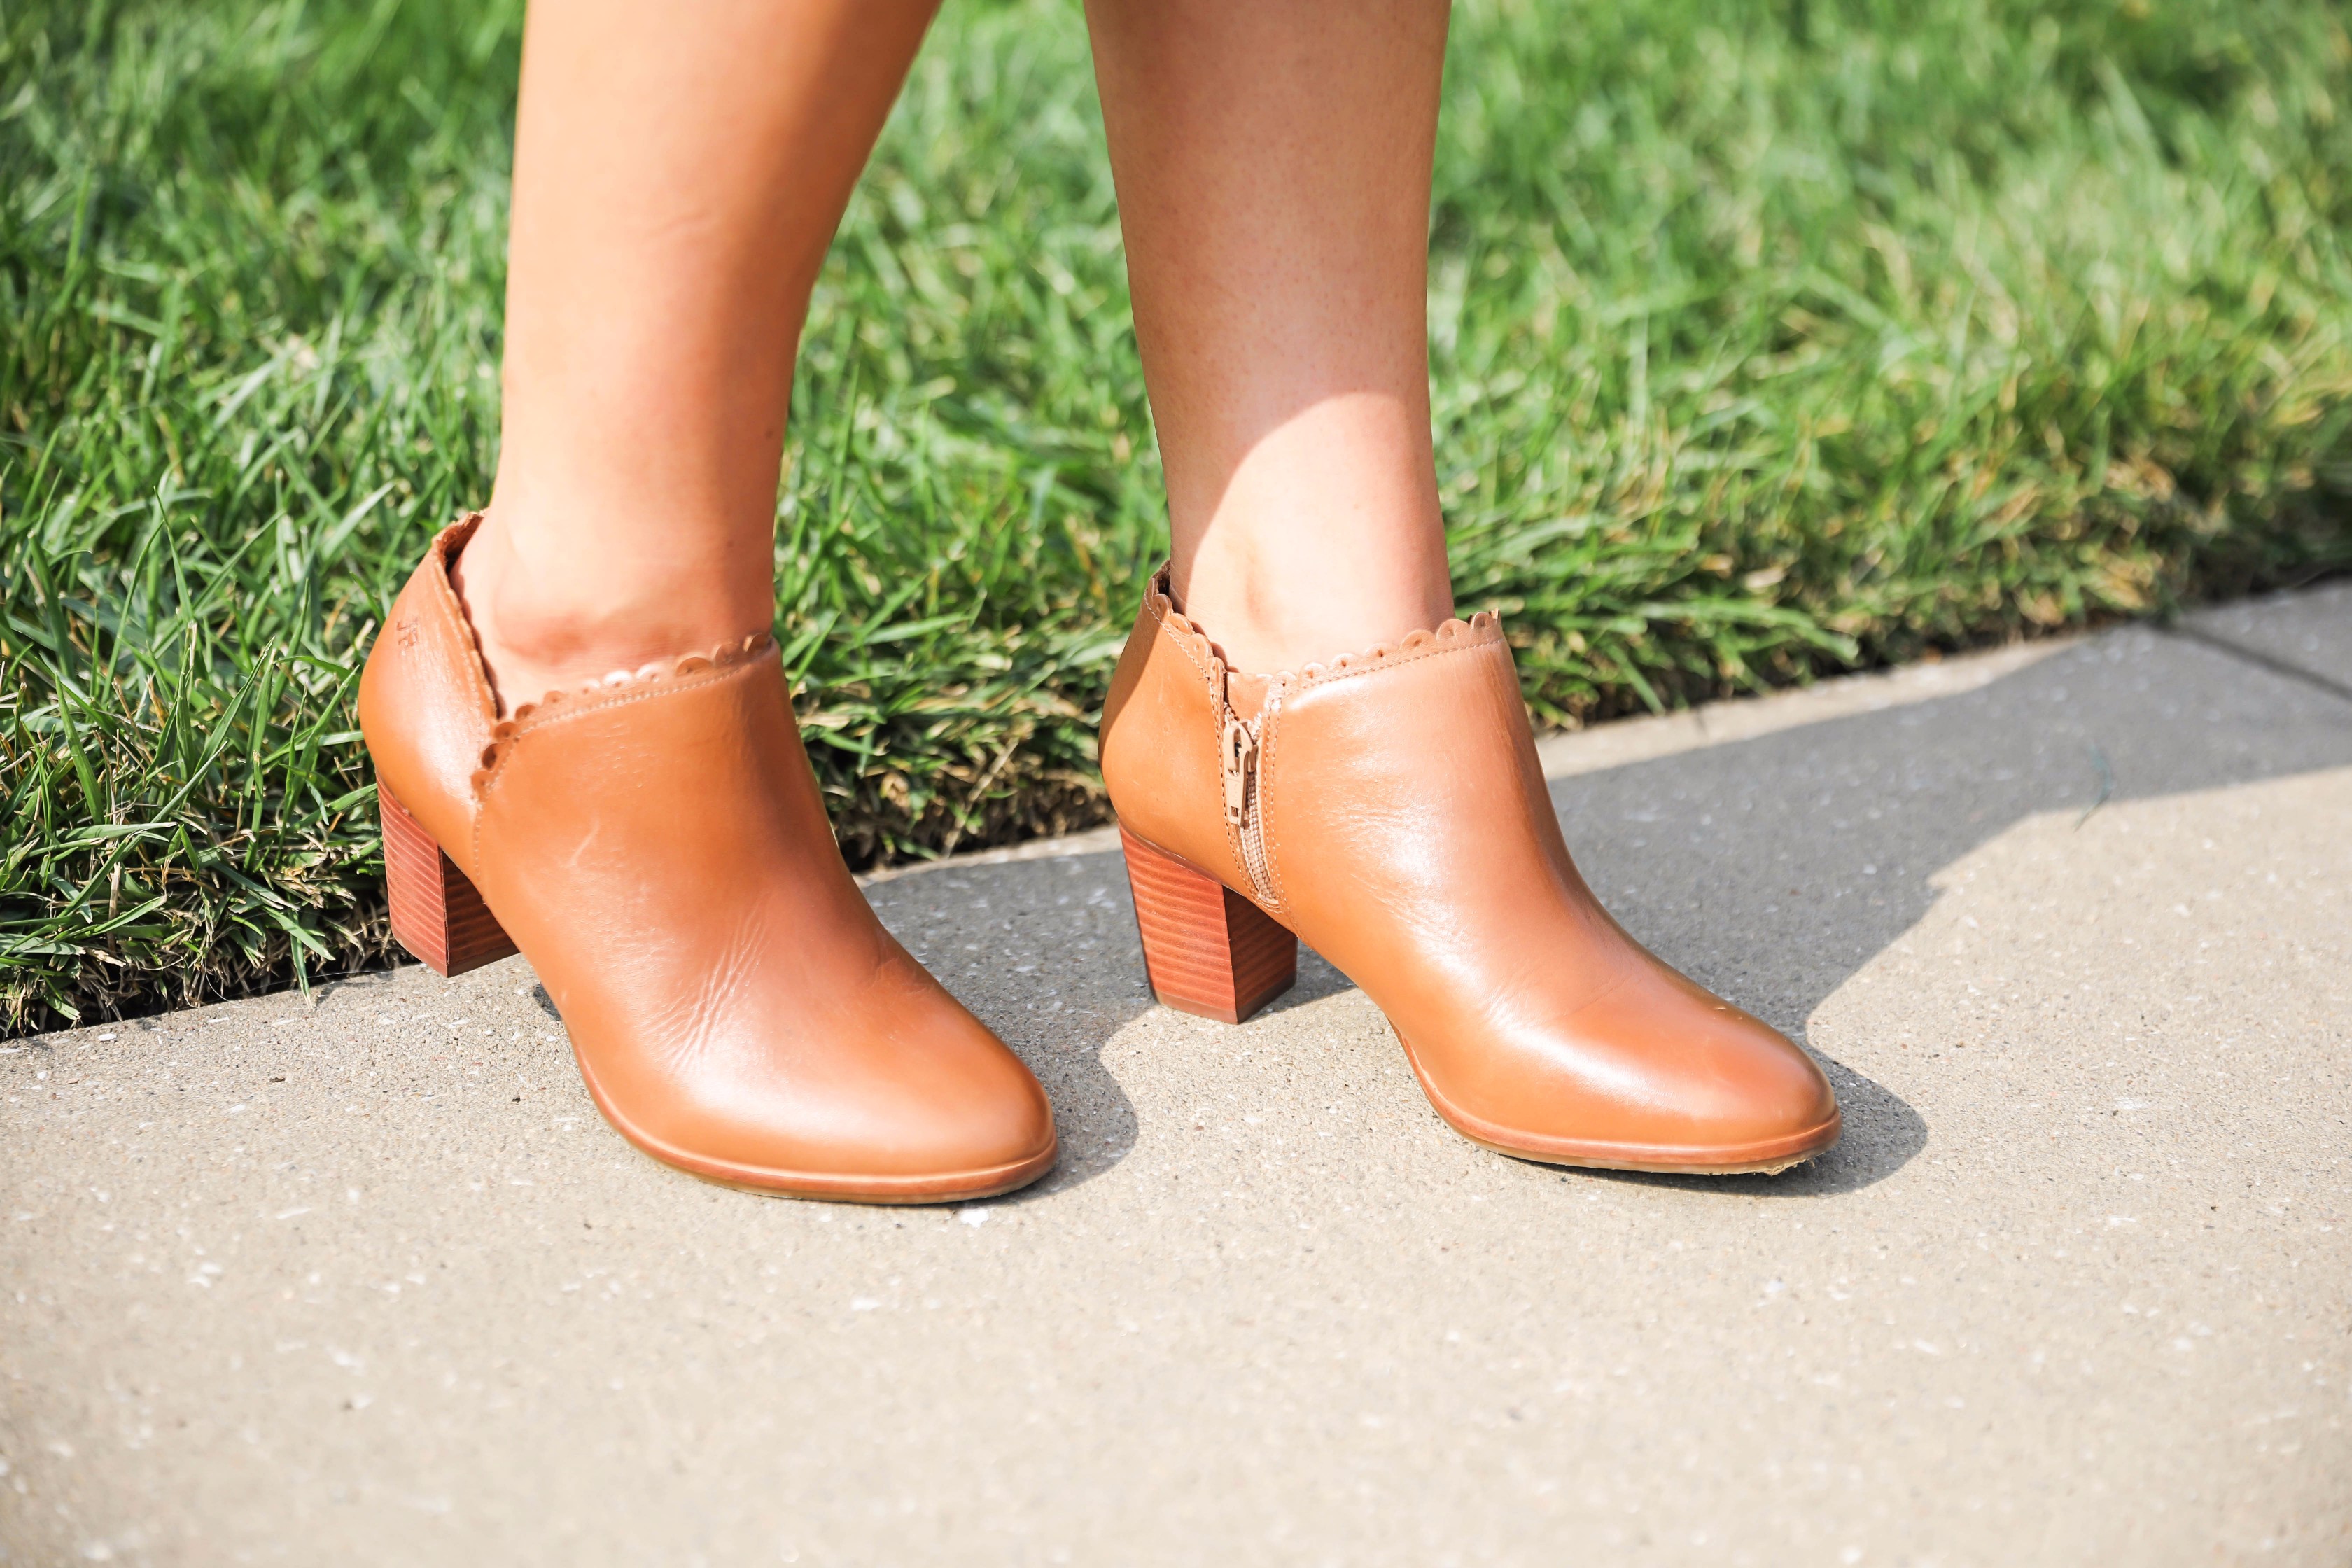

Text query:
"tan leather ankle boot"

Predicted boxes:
[[356, 517, 1056, 1202], [1100, 568, 1839, 1175]]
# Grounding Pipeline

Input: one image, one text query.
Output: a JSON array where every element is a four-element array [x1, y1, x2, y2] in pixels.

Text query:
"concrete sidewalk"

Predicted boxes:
[[4, 585, 2348, 1567]]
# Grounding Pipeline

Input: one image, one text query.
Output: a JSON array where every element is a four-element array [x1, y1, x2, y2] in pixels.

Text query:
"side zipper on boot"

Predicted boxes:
[[1219, 696, 1278, 905]]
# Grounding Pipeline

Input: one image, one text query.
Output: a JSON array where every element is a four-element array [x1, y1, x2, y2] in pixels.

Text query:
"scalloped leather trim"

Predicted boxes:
[[425, 512, 500, 727], [1287, 611, 1504, 690], [1141, 565, 1225, 691], [1140, 559, 1504, 692], [466, 631, 779, 794]]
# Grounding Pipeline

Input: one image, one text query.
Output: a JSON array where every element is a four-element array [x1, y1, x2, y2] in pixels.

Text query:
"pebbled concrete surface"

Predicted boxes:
[[4, 594, 2350, 1567], [2183, 579, 2352, 698]]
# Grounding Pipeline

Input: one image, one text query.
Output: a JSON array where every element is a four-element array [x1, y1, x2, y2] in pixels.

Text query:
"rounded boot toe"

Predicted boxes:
[[578, 958, 1056, 1203], [1558, 973, 1840, 1170], [1408, 968, 1840, 1175]]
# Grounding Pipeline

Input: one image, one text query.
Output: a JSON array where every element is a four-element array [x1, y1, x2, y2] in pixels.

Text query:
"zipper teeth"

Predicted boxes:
[[1238, 773, 1273, 901], [1236, 702, 1276, 904]]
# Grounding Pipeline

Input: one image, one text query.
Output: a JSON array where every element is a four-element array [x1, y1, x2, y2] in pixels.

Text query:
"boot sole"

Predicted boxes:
[[1399, 1035, 1842, 1175]]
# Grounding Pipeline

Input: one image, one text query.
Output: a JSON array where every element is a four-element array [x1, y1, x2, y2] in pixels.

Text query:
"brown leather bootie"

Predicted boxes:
[[356, 517, 1057, 1202], [1100, 568, 1839, 1175]]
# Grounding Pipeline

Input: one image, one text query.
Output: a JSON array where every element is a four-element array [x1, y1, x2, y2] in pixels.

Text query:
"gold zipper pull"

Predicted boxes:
[[1220, 713, 1255, 826]]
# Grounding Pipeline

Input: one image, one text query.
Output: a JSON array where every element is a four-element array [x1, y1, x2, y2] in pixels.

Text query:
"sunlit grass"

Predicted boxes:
[[4, 0, 2348, 1031]]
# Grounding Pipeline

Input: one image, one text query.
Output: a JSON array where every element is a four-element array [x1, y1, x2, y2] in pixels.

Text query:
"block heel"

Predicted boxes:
[[380, 778, 517, 977], [1119, 823, 1296, 1025]]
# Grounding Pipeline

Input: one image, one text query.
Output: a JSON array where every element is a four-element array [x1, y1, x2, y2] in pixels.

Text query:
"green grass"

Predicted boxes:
[[4, 0, 2349, 1034]]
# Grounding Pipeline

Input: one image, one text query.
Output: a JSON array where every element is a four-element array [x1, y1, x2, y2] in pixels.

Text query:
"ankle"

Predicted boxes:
[[449, 510, 774, 713], [1171, 540, 1454, 676]]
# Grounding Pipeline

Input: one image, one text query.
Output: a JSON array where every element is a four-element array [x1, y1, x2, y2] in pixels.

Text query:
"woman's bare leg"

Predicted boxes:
[[454, 0, 937, 710], [1083, 0, 1454, 675]]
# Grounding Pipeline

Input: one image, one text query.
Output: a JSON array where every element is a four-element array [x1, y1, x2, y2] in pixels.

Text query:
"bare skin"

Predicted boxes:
[[454, 0, 939, 708], [1087, 0, 1456, 673], [458, 0, 1455, 709]]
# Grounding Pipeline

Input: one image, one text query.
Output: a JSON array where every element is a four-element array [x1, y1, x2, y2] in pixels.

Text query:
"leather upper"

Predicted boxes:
[[1102, 584, 1257, 894], [358, 519, 1056, 1197], [356, 515, 500, 865], [1102, 568, 1839, 1168]]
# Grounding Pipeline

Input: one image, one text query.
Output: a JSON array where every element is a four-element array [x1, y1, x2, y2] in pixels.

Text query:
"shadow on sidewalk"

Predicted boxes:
[[890, 620, 2352, 1200], [864, 853, 1152, 1199], [1551, 624, 2352, 1194]]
